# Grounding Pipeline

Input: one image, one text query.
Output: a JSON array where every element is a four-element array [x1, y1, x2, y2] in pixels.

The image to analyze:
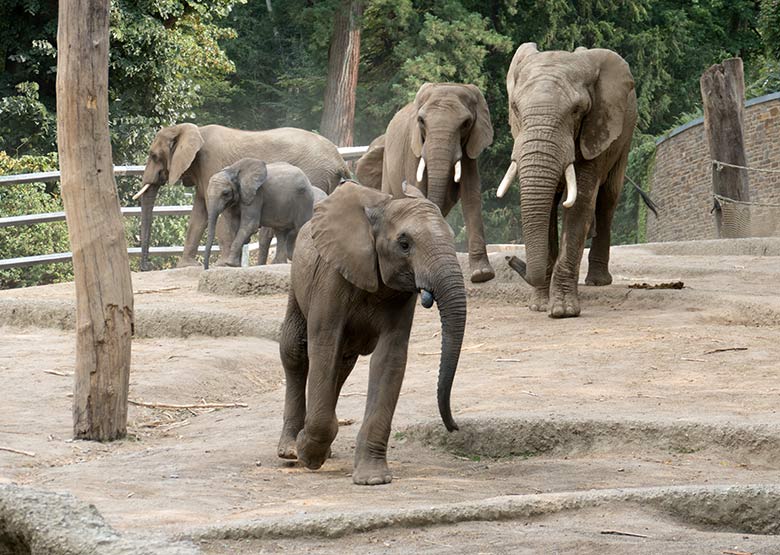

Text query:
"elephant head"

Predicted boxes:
[[310, 181, 466, 431], [134, 123, 204, 271], [498, 43, 635, 287], [411, 83, 493, 210], [203, 158, 268, 269]]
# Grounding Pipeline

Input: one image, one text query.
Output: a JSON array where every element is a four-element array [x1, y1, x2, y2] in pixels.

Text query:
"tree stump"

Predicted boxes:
[[57, 0, 134, 440], [700, 57, 751, 238]]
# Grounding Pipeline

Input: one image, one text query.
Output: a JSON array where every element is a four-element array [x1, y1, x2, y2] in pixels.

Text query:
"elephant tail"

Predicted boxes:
[[629, 177, 659, 218]]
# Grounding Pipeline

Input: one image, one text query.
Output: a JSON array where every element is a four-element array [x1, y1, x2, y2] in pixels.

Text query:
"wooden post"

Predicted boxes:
[[319, 0, 364, 147], [700, 57, 751, 238], [57, 0, 134, 440]]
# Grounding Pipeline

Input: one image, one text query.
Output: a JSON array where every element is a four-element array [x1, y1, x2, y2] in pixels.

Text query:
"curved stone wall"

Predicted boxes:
[[646, 92, 780, 242]]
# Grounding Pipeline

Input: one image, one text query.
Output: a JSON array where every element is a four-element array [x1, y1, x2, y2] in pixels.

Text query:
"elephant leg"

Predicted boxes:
[[256, 227, 274, 265], [353, 304, 413, 485], [225, 213, 259, 267], [586, 157, 627, 286], [278, 296, 309, 459], [352, 345, 408, 485], [215, 207, 240, 266], [273, 230, 289, 264], [460, 163, 494, 283], [295, 328, 347, 470], [284, 228, 300, 262], [179, 191, 208, 268], [530, 192, 561, 312], [549, 168, 598, 318]]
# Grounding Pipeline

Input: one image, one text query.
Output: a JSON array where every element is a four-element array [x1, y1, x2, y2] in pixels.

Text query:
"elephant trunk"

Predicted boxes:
[[419, 254, 467, 432], [203, 208, 220, 270], [139, 183, 161, 272], [422, 132, 461, 215], [516, 134, 569, 288]]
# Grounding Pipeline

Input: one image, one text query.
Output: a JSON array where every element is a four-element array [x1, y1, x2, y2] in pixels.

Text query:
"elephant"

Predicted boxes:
[[497, 43, 637, 318], [203, 159, 318, 269], [356, 83, 496, 283], [256, 183, 328, 264], [135, 124, 349, 271], [277, 180, 466, 485]]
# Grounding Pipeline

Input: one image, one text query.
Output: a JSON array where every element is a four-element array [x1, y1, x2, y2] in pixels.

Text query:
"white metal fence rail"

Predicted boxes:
[[0, 147, 368, 270]]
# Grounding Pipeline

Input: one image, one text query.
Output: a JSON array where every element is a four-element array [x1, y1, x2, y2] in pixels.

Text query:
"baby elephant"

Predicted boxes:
[[278, 181, 467, 485], [204, 158, 316, 268]]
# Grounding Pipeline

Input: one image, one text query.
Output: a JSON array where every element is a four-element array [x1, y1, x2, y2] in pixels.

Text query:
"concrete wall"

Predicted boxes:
[[647, 92, 780, 242]]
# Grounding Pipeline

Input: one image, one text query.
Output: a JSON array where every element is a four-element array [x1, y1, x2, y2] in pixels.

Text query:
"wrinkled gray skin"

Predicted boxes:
[[256, 186, 328, 264], [357, 83, 495, 283], [203, 159, 317, 268], [139, 124, 348, 270], [503, 43, 637, 317], [278, 181, 466, 485]]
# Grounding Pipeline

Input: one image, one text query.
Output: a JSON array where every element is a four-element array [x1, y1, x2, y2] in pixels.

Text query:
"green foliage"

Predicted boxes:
[[0, 151, 72, 289]]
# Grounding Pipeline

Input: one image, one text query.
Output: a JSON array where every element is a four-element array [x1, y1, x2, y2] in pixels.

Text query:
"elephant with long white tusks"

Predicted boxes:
[[354, 83, 496, 284], [500, 42, 638, 318]]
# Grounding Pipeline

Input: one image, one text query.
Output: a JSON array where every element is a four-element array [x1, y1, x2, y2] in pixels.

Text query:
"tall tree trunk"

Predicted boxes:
[[319, 0, 363, 147], [700, 57, 751, 238], [57, 0, 134, 440]]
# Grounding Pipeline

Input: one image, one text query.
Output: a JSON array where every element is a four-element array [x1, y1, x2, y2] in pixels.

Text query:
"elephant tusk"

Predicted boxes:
[[563, 164, 577, 208], [454, 160, 462, 183], [496, 161, 517, 198], [416, 157, 426, 183], [132, 183, 152, 200]]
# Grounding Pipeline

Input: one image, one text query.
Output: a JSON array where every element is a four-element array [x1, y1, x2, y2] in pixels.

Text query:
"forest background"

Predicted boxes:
[[1, 0, 779, 287]]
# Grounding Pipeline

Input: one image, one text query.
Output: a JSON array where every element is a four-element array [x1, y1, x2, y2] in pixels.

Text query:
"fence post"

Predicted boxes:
[[700, 57, 751, 238]]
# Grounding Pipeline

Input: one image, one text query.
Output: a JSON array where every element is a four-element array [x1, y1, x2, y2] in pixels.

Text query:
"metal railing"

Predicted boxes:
[[0, 147, 368, 270]]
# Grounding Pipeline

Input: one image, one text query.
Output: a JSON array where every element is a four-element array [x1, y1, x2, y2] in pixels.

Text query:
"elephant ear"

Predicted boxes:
[[237, 159, 269, 205], [410, 83, 435, 158], [506, 42, 538, 100], [579, 49, 635, 161], [311, 181, 392, 292], [401, 180, 425, 199], [168, 123, 204, 185], [465, 84, 494, 159]]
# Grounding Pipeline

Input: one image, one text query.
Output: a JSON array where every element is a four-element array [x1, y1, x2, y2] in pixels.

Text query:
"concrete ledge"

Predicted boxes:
[[198, 265, 291, 297], [186, 484, 780, 541], [0, 484, 197, 555], [0, 299, 282, 341], [404, 417, 780, 466], [616, 237, 780, 257]]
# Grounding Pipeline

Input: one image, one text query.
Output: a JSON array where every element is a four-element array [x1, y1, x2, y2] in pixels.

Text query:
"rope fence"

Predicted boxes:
[[710, 159, 780, 238]]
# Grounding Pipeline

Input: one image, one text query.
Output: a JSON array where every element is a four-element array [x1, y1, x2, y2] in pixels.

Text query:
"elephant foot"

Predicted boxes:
[[549, 290, 580, 318], [176, 257, 201, 269], [528, 287, 549, 312], [353, 456, 392, 486], [215, 258, 240, 268], [277, 429, 299, 460], [295, 430, 333, 470], [469, 257, 495, 283], [585, 268, 613, 286]]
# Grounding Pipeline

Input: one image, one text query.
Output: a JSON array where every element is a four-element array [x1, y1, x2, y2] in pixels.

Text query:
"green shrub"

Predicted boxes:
[[0, 151, 73, 289]]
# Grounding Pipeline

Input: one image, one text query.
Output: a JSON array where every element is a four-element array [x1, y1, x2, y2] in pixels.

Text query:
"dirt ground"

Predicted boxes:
[[1, 239, 780, 553]]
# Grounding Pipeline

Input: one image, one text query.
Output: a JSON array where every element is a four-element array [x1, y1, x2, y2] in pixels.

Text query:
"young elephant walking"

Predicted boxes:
[[203, 158, 316, 268], [278, 181, 467, 485]]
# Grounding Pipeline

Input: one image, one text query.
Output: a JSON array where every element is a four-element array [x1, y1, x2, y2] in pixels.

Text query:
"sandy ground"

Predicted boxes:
[[1, 240, 780, 553]]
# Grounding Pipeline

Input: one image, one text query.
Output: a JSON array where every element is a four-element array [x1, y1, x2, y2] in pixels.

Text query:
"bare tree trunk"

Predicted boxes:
[[320, 0, 363, 147], [700, 57, 751, 238], [57, 0, 134, 440]]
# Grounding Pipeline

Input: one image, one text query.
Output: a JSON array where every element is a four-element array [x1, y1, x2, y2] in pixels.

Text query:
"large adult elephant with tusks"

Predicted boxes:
[[135, 124, 349, 270], [498, 43, 637, 318]]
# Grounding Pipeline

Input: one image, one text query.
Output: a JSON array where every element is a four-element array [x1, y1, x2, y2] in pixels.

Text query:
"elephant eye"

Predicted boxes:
[[397, 234, 411, 253], [417, 115, 425, 126], [461, 119, 472, 130]]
